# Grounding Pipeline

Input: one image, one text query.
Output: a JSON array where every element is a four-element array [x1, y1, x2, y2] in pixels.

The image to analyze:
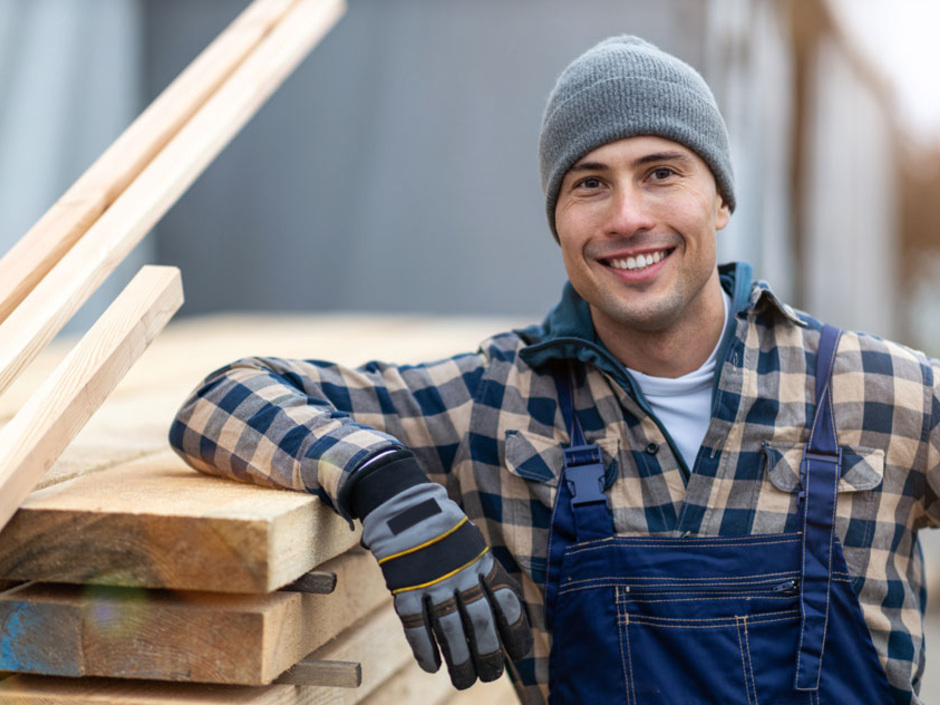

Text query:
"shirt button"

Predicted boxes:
[[645, 442, 659, 455]]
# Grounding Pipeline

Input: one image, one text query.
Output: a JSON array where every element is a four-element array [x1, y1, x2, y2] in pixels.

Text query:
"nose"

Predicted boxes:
[[604, 183, 656, 237]]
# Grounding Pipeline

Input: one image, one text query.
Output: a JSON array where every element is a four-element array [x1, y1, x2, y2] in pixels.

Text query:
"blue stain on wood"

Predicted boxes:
[[0, 605, 30, 671], [0, 601, 80, 675]]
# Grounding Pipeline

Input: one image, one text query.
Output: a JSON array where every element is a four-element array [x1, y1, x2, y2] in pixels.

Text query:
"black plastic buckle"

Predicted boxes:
[[798, 448, 842, 506], [563, 443, 608, 507]]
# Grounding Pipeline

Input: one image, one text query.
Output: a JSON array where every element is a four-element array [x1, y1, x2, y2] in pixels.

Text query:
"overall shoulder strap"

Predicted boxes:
[[795, 323, 842, 691]]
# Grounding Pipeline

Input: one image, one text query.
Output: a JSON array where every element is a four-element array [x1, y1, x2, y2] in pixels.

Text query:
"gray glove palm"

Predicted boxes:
[[344, 450, 532, 690]]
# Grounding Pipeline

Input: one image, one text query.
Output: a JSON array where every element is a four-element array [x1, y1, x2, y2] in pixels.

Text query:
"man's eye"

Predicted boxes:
[[577, 177, 603, 189], [652, 167, 675, 181]]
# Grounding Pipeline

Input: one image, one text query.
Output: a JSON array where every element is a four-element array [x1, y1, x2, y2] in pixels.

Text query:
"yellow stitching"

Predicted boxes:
[[796, 459, 812, 678], [736, 618, 753, 705], [815, 458, 839, 688], [625, 609, 798, 625], [390, 546, 489, 594], [569, 570, 797, 581], [556, 576, 850, 596], [613, 595, 798, 605], [627, 614, 800, 630], [565, 537, 801, 555], [620, 605, 636, 705], [558, 581, 800, 602], [378, 516, 468, 564], [558, 570, 804, 585], [742, 617, 759, 705]]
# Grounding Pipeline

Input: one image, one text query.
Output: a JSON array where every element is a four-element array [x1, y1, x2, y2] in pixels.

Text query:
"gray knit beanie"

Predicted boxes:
[[539, 35, 735, 240]]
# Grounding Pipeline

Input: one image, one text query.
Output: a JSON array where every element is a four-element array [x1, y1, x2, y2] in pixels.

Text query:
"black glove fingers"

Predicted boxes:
[[457, 586, 505, 683], [481, 564, 534, 661], [429, 594, 476, 690]]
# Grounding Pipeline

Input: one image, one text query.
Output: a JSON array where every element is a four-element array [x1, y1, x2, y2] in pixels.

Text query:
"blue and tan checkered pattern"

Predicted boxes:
[[170, 263, 940, 705]]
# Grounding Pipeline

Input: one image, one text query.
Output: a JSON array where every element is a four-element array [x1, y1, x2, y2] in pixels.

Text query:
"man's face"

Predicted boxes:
[[555, 135, 730, 339]]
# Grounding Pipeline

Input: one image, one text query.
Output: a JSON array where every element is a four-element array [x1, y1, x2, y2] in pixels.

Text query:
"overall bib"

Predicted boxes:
[[546, 326, 895, 704]]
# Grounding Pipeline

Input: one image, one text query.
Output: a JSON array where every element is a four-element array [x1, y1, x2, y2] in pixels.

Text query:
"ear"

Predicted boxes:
[[715, 195, 731, 231]]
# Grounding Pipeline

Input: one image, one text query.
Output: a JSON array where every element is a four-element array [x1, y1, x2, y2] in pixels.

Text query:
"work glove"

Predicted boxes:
[[343, 448, 533, 689]]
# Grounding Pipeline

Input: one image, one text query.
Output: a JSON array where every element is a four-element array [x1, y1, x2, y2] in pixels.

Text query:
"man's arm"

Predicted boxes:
[[169, 350, 532, 688], [169, 352, 486, 515]]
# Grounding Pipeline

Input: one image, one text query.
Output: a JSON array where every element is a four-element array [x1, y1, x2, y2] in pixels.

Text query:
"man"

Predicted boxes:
[[171, 36, 937, 704]]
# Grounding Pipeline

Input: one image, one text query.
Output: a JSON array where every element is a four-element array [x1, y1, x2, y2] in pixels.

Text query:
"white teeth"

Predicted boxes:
[[608, 250, 667, 271]]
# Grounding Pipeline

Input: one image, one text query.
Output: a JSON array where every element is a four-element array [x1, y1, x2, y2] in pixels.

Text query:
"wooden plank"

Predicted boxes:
[[0, 267, 182, 536], [0, 551, 388, 685], [0, 0, 345, 399], [0, 451, 363, 593], [0, 605, 419, 703], [0, 0, 298, 326]]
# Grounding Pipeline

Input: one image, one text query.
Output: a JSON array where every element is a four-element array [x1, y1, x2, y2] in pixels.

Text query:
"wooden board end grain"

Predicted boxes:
[[0, 451, 362, 594], [0, 550, 388, 686]]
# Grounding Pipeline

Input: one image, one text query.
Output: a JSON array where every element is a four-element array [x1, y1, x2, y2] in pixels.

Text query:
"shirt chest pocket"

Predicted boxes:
[[760, 441, 885, 554], [501, 429, 619, 581], [762, 441, 885, 494], [503, 429, 620, 493]]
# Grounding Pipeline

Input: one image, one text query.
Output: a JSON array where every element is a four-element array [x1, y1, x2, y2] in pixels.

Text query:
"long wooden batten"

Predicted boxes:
[[0, 0, 297, 326], [0, 0, 345, 399], [0, 267, 183, 534]]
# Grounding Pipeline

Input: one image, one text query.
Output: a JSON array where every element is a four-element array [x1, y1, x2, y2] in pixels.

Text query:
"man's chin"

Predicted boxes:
[[589, 300, 683, 337]]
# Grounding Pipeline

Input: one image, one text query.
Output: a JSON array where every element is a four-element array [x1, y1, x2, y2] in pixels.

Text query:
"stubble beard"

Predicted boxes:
[[591, 280, 693, 337]]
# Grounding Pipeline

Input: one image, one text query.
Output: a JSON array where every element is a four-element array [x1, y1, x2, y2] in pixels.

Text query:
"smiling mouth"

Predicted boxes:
[[604, 249, 673, 272]]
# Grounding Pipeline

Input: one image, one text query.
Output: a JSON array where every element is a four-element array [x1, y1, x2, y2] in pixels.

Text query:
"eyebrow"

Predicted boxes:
[[569, 151, 692, 173]]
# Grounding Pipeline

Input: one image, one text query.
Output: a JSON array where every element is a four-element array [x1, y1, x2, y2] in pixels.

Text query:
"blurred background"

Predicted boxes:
[[2, 0, 940, 696], [3, 0, 940, 345]]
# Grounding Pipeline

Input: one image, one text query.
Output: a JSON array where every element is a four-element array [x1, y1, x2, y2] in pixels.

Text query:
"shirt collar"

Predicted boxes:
[[518, 261, 804, 373]]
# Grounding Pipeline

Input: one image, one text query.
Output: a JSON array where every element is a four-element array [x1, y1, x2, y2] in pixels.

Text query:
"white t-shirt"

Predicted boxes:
[[626, 290, 732, 470]]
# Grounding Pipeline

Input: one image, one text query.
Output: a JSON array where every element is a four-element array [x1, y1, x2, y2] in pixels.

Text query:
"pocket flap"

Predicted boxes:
[[504, 429, 620, 488], [504, 430, 562, 484], [762, 441, 884, 493]]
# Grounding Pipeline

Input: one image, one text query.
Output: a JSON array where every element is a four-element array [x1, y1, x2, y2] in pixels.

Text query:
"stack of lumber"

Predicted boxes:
[[0, 314, 523, 704], [0, 0, 521, 701]]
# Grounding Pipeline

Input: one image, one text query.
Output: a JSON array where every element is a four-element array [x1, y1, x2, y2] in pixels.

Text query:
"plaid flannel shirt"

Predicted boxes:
[[170, 262, 940, 705]]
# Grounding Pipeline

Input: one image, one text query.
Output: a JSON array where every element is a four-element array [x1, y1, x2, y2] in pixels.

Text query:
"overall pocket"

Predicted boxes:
[[549, 581, 631, 705], [615, 577, 813, 705]]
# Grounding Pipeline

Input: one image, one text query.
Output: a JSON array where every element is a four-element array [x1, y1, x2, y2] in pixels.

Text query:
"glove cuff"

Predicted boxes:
[[345, 449, 429, 520]]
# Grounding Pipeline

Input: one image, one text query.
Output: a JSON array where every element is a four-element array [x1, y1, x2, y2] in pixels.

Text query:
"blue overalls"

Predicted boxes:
[[546, 326, 895, 703]]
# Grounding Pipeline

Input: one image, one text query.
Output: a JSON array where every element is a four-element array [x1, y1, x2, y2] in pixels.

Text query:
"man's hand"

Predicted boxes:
[[344, 449, 532, 689]]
